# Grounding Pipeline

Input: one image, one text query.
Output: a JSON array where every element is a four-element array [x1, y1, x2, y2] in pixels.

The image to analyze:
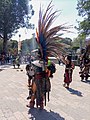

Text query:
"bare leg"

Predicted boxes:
[[27, 82, 36, 108]]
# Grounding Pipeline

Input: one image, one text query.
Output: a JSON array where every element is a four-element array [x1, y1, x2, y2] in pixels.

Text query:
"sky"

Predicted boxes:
[[11, 0, 83, 41]]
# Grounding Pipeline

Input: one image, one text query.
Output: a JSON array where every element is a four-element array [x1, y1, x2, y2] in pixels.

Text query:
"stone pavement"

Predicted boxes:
[[0, 64, 90, 120]]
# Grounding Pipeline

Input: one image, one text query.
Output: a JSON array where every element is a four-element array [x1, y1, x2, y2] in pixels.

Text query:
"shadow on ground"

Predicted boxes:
[[67, 88, 83, 97], [0, 69, 4, 72], [28, 108, 65, 120], [81, 79, 90, 84]]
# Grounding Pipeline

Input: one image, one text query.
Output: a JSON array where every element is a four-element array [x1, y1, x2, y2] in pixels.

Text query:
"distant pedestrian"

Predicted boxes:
[[61, 55, 75, 89]]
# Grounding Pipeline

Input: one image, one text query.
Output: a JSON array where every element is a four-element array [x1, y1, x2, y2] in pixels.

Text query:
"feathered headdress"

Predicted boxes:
[[36, 1, 70, 63]]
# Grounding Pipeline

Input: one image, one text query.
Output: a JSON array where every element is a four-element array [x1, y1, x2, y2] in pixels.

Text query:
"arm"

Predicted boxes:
[[85, 61, 90, 66], [71, 62, 75, 69], [60, 56, 67, 65]]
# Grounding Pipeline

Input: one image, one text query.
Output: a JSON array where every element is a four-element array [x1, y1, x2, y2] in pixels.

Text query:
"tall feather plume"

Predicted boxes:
[[36, 1, 70, 62]]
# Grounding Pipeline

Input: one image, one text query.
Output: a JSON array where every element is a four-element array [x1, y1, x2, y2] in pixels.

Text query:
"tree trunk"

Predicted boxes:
[[3, 33, 8, 55]]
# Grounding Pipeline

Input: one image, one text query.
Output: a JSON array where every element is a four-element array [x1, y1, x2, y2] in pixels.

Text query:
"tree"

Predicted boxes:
[[77, 0, 90, 36], [72, 34, 86, 51], [0, 0, 34, 54], [7, 40, 18, 55], [0, 39, 3, 54]]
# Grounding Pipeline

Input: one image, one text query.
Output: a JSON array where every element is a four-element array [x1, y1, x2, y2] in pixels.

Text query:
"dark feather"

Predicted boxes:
[[36, 1, 71, 61]]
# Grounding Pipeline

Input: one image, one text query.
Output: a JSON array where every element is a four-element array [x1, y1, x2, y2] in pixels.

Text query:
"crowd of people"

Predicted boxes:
[[25, 48, 90, 109], [0, 53, 34, 66], [0, 54, 12, 65], [0, 0, 89, 111], [0, 49, 89, 110]]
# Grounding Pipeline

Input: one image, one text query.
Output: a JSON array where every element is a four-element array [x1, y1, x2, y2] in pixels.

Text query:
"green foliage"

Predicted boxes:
[[60, 37, 72, 48], [63, 38, 72, 45], [72, 38, 80, 48], [0, 39, 18, 54], [0, 0, 34, 54], [72, 34, 86, 49], [0, 38, 37, 55], [7, 40, 18, 54], [77, 0, 90, 35]]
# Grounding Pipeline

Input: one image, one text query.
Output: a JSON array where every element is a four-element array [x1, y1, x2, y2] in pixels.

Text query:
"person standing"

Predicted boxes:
[[26, 59, 51, 109], [61, 55, 75, 89], [26, 63, 35, 100]]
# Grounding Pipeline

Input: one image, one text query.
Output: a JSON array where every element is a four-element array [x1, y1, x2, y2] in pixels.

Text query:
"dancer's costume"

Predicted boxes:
[[26, 64, 35, 100], [79, 43, 90, 81], [27, 1, 69, 109], [64, 61, 74, 87]]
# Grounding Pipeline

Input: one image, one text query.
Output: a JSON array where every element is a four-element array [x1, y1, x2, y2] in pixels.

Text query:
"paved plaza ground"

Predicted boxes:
[[0, 64, 90, 120]]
